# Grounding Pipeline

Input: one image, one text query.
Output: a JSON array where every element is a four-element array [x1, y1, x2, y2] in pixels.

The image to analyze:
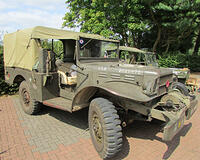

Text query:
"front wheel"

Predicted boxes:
[[89, 98, 123, 159], [19, 81, 41, 115]]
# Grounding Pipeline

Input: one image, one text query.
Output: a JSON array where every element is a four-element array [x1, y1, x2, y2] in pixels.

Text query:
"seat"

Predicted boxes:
[[57, 70, 77, 85], [55, 60, 77, 85]]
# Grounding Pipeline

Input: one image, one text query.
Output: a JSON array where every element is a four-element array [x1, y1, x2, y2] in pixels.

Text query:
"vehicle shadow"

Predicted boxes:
[[37, 104, 192, 160], [161, 123, 192, 160], [36, 105, 89, 130], [0, 148, 10, 158], [39, 104, 130, 160], [124, 120, 192, 160], [0, 150, 8, 155]]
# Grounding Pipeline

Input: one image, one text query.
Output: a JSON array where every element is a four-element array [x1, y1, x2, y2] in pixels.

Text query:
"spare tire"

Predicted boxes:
[[171, 82, 190, 96]]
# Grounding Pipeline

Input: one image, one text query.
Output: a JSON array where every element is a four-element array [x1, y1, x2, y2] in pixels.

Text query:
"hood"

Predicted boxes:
[[79, 62, 174, 101], [118, 63, 173, 77], [85, 62, 173, 77]]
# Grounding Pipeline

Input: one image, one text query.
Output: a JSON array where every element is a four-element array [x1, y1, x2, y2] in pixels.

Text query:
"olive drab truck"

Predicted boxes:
[[4, 26, 198, 159], [117, 46, 190, 84]]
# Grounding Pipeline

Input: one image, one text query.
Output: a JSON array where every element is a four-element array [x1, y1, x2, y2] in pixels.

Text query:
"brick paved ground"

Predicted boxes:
[[0, 95, 199, 160]]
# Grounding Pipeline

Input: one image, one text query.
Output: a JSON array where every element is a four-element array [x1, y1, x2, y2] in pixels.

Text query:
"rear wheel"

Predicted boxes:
[[89, 98, 123, 159], [19, 81, 41, 115]]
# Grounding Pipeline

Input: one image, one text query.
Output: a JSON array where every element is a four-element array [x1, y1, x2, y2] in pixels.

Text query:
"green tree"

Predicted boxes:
[[63, 0, 149, 47], [145, 0, 200, 53], [63, 0, 200, 54]]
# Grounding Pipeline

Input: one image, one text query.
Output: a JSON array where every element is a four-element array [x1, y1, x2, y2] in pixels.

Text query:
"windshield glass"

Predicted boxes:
[[79, 38, 118, 60], [127, 52, 146, 65], [146, 53, 158, 67]]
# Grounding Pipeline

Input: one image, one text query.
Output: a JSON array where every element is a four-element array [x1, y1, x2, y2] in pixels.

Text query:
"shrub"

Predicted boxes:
[[0, 46, 18, 96], [158, 52, 187, 67], [188, 55, 200, 72], [158, 52, 200, 71]]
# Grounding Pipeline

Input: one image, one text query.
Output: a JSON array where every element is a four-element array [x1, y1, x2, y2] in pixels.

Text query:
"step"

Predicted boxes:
[[43, 97, 72, 112]]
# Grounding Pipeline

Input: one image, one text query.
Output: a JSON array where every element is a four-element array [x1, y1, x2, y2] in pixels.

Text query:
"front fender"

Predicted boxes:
[[72, 81, 155, 109], [99, 81, 153, 102]]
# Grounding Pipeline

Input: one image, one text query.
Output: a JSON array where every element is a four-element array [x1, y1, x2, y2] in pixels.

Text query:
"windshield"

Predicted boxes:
[[146, 53, 158, 67], [126, 52, 146, 65], [79, 38, 118, 60]]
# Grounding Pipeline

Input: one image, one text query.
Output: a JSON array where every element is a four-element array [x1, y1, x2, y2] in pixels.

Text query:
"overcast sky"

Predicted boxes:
[[0, 0, 78, 35]]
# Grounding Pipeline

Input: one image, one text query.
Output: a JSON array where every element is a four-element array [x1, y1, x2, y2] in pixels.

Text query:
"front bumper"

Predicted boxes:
[[163, 97, 198, 141], [185, 97, 198, 120], [163, 110, 185, 141]]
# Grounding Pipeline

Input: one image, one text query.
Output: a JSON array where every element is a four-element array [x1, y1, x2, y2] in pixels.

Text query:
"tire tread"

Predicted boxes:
[[89, 98, 123, 159]]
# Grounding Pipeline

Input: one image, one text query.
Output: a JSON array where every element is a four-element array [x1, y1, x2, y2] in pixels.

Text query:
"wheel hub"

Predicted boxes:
[[22, 89, 30, 106], [92, 113, 103, 143]]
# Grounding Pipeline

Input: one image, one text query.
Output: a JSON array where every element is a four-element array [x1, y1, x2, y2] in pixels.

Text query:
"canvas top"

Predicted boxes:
[[3, 26, 119, 70], [119, 46, 146, 53], [5, 26, 119, 42]]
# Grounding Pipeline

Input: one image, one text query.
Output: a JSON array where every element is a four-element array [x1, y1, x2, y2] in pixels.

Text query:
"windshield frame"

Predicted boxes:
[[145, 52, 159, 67], [77, 37, 120, 63]]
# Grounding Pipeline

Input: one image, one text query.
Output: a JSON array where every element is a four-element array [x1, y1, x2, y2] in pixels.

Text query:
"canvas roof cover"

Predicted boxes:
[[4, 26, 119, 70], [119, 46, 146, 53]]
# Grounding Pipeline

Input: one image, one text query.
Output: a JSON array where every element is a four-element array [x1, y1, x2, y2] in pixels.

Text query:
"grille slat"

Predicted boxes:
[[158, 74, 173, 95], [159, 74, 173, 86]]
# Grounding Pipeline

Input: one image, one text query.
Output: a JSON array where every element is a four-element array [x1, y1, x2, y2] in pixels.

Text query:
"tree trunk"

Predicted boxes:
[[164, 38, 170, 53], [124, 32, 129, 46], [193, 29, 200, 56], [121, 32, 129, 46], [131, 32, 135, 47], [153, 25, 161, 53], [149, 8, 161, 53], [165, 43, 170, 53]]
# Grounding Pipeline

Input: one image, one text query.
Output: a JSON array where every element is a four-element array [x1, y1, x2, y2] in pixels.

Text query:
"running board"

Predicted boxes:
[[43, 97, 72, 112]]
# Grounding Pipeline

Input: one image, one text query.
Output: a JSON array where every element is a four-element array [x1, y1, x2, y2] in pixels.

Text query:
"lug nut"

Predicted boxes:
[[122, 122, 126, 127]]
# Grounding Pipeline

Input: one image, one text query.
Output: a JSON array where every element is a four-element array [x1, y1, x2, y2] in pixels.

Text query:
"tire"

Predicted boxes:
[[19, 81, 41, 115], [89, 98, 123, 159], [172, 82, 190, 96]]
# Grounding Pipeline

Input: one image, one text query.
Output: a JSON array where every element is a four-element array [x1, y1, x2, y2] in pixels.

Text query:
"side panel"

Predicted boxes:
[[33, 72, 60, 101], [5, 67, 59, 102]]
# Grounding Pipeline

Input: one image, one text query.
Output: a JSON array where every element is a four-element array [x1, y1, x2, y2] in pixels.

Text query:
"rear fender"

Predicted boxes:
[[5, 67, 31, 85]]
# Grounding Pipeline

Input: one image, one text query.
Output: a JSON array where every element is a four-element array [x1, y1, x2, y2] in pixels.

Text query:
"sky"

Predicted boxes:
[[0, 0, 78, 38]]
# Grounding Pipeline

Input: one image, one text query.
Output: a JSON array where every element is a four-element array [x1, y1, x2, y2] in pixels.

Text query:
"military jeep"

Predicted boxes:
[[117, 46, 190, 84], [4, 26, 198, 159]]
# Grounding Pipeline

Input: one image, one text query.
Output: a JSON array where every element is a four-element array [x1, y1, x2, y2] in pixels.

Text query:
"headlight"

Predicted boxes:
[[143, 78, 159, 95], [143, 81, 154, 95]]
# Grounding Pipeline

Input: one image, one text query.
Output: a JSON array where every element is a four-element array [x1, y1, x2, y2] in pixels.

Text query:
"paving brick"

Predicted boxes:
[[0, 94, 200, 160]]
